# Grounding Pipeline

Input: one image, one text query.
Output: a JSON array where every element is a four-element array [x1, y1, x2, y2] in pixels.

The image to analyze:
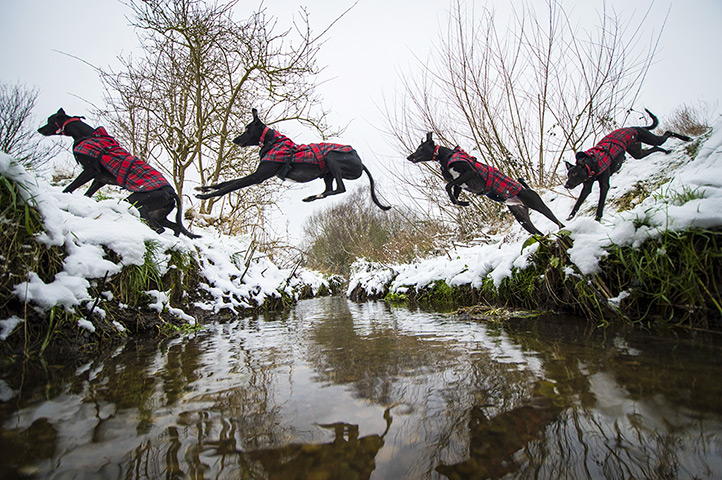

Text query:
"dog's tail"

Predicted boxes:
[[172, 191, 201, 239], [643, 108, 659, 130], [362, 165, 391, 211]]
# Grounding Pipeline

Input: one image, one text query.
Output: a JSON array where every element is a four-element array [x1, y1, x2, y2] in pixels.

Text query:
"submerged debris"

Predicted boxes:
[[455, 304, 547, 323]]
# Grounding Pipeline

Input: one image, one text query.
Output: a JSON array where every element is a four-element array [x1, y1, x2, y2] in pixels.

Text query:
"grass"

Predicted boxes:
[[379, 227, 721, 331], [111, 241, 164, 307], [605, 228, 722, 329]]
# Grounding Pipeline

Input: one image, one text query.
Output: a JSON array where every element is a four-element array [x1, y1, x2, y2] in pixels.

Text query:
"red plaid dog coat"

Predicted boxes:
[[448, 147, 523, 200], [577, 127, 638, 177], [261, 132, 353, 173], [73, 127, 170, 192]]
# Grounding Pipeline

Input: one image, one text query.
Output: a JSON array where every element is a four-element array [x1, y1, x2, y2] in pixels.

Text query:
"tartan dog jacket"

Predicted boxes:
[[260, 131, 354, 174], [73, 127, 170, 192], [447, 147, 523, 200], [576, 127, 638, 177]]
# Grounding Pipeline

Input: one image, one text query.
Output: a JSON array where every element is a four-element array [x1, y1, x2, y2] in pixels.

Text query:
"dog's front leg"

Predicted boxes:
[[568, 180, 594, 220], [195, 178, 236, 192], [195, 163, 279, 199], [85, 179, 106, 197], [63, 168, 97, 194], [595, 175, 611, 221], [445, 172, 474, 206]]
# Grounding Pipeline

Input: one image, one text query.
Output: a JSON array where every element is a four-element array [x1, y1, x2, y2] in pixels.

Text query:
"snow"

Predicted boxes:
[[0, 153, 336, 336], [0, 316, 24, 341], [349, 121, 722, 296], [3, 120, 721, 333]]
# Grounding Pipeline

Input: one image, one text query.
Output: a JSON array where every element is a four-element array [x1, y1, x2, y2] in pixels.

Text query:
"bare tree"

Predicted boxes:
[[97, 0, 343, 237], [385, 0, 662, 233], [0, 81, 60, 170]]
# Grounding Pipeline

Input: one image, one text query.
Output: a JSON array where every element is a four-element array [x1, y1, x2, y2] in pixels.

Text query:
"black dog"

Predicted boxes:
[[195, 109, 391, 210], [407, 132, 564, 235], [38, 108, 199, 238], [564, 109, 691, 221]]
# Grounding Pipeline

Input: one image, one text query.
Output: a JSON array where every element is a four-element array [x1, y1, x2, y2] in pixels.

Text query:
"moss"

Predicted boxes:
[[384, 292, 409, 303], [615, 181, 651, 212]]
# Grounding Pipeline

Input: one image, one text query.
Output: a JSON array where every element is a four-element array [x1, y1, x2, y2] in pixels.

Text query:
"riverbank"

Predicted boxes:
[[348, 122, 722, 330], [2, 121, 721, 362], [0, 154, 342, 362]]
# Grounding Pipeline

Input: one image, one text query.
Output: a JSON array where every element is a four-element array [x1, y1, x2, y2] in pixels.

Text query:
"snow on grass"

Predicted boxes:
[[0, 153, 334, 332]]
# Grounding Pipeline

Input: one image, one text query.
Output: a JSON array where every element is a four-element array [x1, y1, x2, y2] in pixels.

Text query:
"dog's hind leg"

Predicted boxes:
[[507, 204, 543, 235], [169, 189, 200, 238], [626, 142, 669, 159], [635, 128, 691, 151], [516, 189, 564, 228], [303, 174, 335, 202]]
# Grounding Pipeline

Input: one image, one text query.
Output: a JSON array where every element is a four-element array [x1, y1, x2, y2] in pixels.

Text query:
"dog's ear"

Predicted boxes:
[[252, 108, 259, 122], [565, 160, 575, 171], [426, 132, 433, 143], [57, 108, 66, 116]]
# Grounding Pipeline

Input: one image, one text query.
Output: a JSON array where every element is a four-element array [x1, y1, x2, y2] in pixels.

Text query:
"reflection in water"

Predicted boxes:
[[0, 296, 721, 479], [247, 407, 393, 480], [436, 383, 563, 480]]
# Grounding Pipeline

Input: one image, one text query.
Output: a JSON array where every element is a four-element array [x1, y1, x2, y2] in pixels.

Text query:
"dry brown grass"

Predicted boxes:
[[663, 101, 717, 137]]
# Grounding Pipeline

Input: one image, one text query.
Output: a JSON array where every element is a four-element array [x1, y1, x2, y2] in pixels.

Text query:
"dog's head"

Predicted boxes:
[[233, 108, 269, 147], [564, 152, 593, 189], [37, 108, 84, 136], [407, 132, 437, 163]]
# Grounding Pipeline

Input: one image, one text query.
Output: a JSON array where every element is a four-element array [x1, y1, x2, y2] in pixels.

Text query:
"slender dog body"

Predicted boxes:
[[565, 109, 691, 221], [196, 109, 391, 210], [38, 108, 199, 238], [408, 132, 564, 235]]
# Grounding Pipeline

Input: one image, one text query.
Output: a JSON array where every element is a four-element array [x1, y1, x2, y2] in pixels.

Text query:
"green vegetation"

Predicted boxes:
[[606, 228, 722, 329], [381, 228, 722, 331]]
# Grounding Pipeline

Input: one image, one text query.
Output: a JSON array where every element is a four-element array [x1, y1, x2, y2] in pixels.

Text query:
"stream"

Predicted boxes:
[[1, 296, 721, 479]]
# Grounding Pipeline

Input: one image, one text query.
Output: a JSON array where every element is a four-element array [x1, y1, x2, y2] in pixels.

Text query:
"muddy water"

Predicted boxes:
[[1, 296, 722, 479]]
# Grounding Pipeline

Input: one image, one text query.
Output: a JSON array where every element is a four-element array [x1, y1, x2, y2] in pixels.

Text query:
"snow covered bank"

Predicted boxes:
[[348, 121, 722, 323], [0, 154, 339, 345]]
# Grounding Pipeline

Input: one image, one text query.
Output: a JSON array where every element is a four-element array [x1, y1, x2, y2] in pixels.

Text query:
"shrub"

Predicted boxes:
[[663, 101, 716, 137], [302, 187, 450, 275]]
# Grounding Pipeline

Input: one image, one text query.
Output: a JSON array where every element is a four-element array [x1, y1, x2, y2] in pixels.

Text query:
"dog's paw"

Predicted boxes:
[[566, 214, 575, 221], [195, 192, 216, 200], [195, 185, 212, 192]]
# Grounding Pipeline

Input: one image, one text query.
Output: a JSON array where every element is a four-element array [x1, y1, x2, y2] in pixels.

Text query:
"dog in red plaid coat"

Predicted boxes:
[[408, 132, 564, 235], [38, 108, 199, 238], [196, 109, 390, 211], [564, 109, 691, 221]]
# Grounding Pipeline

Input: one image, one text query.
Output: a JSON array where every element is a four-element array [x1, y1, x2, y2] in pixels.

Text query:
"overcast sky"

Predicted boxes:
[[1, 0, 721, 241]]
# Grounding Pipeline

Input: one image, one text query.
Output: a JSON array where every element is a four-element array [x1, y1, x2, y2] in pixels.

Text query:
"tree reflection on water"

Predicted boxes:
[[1, 296, 721, 479]]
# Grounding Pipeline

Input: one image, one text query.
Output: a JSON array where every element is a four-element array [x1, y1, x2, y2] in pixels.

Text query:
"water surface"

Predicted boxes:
[[1, 296, 721, 479]]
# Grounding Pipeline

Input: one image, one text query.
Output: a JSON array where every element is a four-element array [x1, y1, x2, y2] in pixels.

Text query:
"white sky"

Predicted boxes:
[[1, 0, 721, 242]]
